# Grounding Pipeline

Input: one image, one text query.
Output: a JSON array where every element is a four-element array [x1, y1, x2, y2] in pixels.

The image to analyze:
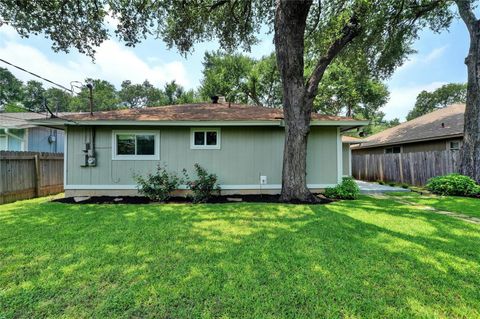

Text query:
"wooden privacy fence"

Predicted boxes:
[[0, 151, 64, 204], [352, 150, 460, 186]]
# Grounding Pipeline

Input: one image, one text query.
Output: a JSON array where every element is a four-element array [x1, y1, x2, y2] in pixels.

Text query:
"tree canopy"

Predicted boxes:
[[0, 68, 197, 113], [406, 83, 467, 121]]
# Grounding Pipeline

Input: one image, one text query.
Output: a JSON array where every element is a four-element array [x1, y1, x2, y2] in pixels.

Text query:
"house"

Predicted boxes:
[[0, 112, 64, 153], [31, 102, 368, 197], [352, 104, 464, 155]]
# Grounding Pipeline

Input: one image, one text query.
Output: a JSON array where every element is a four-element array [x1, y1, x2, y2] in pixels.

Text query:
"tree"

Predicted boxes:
[[22, 80, 46, 112], [119, 80, 164, 108], [162, 80, 197, 105], [406, 83, 467, 120], [200, 52, 282, 107], [0, 1, 452, 201], [0, 67, 23, 111], [314, 62, 389, 119], [455, 0, 480, 183], [44, 87, 72, 113], [69, 79, 119, 112]]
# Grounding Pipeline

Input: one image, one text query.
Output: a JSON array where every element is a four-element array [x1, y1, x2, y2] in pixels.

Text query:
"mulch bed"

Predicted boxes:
[[53, 194, 333, 205]]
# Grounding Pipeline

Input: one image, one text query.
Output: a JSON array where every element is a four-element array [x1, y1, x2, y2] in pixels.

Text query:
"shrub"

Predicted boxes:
[[324, 177, 360, 200], [426, 173, 480, 197], [184, 164, 221, 203], [134, 165, 181, 202]]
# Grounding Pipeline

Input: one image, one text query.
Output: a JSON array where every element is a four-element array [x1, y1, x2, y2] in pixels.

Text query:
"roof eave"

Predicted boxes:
[[353, 133, 464, 149], [30, 119, 371, 128]]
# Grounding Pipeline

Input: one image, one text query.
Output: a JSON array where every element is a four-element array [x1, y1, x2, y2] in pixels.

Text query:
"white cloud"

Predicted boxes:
[[383, 81, 446, 121], [0, 27, 190, 91], [424, 45, 448, 63], [396, 45, 448, 73]]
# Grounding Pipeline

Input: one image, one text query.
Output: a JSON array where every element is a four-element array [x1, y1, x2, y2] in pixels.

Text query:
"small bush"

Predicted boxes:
[[377, 180, 385, 185], [324, 177, 360, 200], [184, 164, 221, 203], [426, 173, 480, 197], [134, 165, 181, 202]]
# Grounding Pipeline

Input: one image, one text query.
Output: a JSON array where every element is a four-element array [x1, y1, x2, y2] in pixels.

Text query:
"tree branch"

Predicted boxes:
[[305, 14, 361, 100], [456, 0, 478, 35]]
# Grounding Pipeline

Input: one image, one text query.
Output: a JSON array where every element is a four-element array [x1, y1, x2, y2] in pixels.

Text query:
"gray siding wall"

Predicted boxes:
[[27, 127, 64, 153], [66, 125, 341, 189]]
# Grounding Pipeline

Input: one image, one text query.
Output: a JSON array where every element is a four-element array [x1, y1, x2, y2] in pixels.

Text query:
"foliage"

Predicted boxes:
[[324, 177, 360, 200], [134, 164, 182, 202], [2, 195, 480, 317], [0, 67, 23, 110], [0, 68, 198, 112], [406, 83, 467, 121], [200, 52, 282, 107], [426, 173, 480, 197], [184, 164, 221, 203], [119, 80, 165, 108]]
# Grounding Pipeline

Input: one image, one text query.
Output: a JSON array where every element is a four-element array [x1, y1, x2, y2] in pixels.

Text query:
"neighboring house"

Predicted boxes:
[[0, 113, 64, 153], [341, 136, 364, 177], [31, 102, 368, 197], [352, 104, 465, 155]]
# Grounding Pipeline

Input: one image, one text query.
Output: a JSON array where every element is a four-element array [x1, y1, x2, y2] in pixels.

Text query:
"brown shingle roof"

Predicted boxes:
[[342, 136, 364, 143], [61, 103, 357, 122], [356, 104, 464, 149]]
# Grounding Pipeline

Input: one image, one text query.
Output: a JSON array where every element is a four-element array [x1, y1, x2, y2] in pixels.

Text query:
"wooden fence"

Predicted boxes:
[[352, 150, 460, 186], [0, 151, 64, 204]]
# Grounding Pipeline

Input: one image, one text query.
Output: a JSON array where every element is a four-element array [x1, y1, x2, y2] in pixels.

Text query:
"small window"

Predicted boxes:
[[112, 131, 159, 160], [449, 141, 461, 151], [385, 146, 401, 154], [191, 128, 221, 149]]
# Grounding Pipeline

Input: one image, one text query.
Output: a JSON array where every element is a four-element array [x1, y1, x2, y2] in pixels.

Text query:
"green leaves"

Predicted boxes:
[[406, 83, 467, 121]]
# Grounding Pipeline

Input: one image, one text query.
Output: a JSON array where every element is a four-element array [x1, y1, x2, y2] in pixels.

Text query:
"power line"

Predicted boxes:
[[0, 58, 73, 93]]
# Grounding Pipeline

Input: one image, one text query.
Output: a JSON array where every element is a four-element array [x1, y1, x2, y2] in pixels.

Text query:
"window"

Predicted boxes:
[[191, 128, 221, 149], [112, 131, 159, 160], [0, 135, 7, 151], [449, 140, 461, 151], [385, 146, 401, 154]]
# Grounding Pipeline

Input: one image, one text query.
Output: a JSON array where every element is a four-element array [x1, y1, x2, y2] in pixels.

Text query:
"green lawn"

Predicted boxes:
[[389, 192, 480, 218], [1, 195, 479, 318]]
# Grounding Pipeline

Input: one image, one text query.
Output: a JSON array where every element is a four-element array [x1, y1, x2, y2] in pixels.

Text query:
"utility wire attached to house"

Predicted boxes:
[[0, 58, 73, 93]]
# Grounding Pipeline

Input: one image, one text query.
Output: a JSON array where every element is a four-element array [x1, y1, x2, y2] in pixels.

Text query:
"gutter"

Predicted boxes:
[[353, 133, 464, 150]]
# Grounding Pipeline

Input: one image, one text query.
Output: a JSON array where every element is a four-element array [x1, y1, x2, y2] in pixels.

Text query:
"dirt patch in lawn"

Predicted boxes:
[[53, 194, 333, 205]]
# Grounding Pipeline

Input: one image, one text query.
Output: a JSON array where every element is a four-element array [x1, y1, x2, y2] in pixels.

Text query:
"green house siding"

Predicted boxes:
[[65, 125, 341, 191]]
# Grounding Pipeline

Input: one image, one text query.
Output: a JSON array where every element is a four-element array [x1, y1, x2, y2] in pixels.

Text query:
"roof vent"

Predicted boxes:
[[211, 95, 219, 104]]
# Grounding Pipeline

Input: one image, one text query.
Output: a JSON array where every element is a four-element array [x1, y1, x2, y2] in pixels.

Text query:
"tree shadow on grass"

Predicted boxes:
[[0, 197, 479, 318]]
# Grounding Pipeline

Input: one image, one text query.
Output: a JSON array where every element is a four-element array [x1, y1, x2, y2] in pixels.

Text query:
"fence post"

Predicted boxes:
[[34, 154, 41, 197]]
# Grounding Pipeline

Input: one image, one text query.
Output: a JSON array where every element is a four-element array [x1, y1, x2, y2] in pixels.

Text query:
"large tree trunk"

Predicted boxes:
[[456, 0, 480, 183], [274, 0, 317, 202]]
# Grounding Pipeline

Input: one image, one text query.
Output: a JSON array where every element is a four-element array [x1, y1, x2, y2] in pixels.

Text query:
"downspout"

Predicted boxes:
[[4, 129, 25, 151]]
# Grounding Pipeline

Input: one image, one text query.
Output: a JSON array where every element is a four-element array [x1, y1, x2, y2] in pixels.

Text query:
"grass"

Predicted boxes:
[[388, 191, 480, 218], [1, 195, 479, 318]]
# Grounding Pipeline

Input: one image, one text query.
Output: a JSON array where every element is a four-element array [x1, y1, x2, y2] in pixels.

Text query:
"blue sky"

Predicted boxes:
[[0, 13, 470, 121]]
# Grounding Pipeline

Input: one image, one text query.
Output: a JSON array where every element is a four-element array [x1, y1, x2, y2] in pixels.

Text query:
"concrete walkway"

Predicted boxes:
[[356, 180, 411, 194]]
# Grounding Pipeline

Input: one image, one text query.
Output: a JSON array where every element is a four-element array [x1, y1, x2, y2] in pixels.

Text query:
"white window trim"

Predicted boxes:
[[384, 146, 402, 154], [190, 128, 221, 150], [447, 140, 461, 151], [112, 130, 160, 160]]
